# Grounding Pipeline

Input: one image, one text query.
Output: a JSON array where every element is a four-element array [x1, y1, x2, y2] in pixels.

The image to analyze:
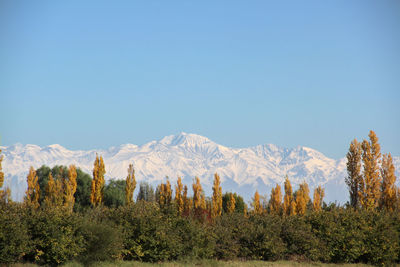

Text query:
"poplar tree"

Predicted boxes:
[[90, 155, 106, 206], [346, 139, 362, 208], [158, 178, 172, 209], [252, 190, 263, 215], [175, 177, 184, 215], [313, 185, 325, 212], [212, 173, 222, 218], [269, 184, 282, 215], [44, 172, 62, 208], [380, 153, 397, 212], [359, 131, 381, 210], [295, 181, 310, 215], [25, 166, 40, 208], [125, 164, 136, 205], [0, 149, 9, 202], [227, 193, 236, 214], [192, 177, 203, 211], [283, 176, 295, 216], [63, 165, 77, 211]]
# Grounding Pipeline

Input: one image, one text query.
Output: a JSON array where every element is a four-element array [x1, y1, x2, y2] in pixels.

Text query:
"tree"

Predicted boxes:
[[44, 172, 63, 208], [252, 190, 263, 215], [359, 131, 381, 210], [345, 139, 362, 208], [25, 166, 40, 208], [63, 165, 77, 211], [0, 149, 10, 203], [125, 164, 136, 205], [312, 185, 325, 212], [158, 178, 172, 209], [175, 177, 184, 215], [380, 153, 397, 212], [104, 179, 125, 207], [295, 181, 310, 215], [283, 176, 295, 216], [225, 192, 236, 214], [269, 184, 282, 215], [212, 173, 223, 218], [192, 177, 203, 211], [90, 155, 106, 206], [136, 182, 155, 202]]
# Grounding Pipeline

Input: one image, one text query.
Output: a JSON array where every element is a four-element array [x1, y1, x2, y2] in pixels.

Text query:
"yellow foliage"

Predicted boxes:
[[227, 193, 236, 214], [283, 176, 295, 216], [211, 173, 222, 218], [175, 177, 184, 215], [0, 149, 4, 189], [25, 166, 40, 208], [90, 155, 106, 206], [359, 131, 381, 210], [269, 184, 282, 215], [380, 153, 397, 212], [182, 184, 191, 215], [313, 185, 325, 212], [125, 164, 136, 205], [252, 190, 263, 215], [158, 178, 172, 209], [295, 181, 310, 215]]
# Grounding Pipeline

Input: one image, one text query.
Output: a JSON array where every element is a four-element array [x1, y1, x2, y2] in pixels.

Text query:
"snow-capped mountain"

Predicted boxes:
[[1, 132, 399, 203]]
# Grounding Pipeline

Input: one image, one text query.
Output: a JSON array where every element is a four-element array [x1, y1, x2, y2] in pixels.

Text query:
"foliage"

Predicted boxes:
[[211, 173, 222, 218], [104, 180, 126, 208], [125, 164, 136, 205], [137, 182, 156, 202], [91, 155, 106, 206]]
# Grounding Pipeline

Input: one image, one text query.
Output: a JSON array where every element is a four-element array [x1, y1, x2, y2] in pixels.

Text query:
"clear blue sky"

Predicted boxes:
[[1, 0, 399, 159]]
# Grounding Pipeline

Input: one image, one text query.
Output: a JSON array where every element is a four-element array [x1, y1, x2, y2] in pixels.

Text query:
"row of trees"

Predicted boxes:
[[346, 130, 399, 211]]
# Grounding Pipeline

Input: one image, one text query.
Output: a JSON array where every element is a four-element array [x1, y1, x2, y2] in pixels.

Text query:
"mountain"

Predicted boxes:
[[1, 132, 399, 203]]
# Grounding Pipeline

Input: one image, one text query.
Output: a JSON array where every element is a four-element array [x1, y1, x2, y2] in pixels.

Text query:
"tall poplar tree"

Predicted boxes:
[[269, 184, 282, 215], [90, 155, 106, 206], [380, 153, 397, 212], [158, 178, 172, 209], [175, 177, 184, 215], [44, 172, 62, 208], [313, 185, 325, 212], [295, 181, 310, 215], [283, 176, 295, 216], [192, 177, 202, 211], [0, 149, 4, 190], [25, 166, 40, 208], [359, 130, 381, 210], [227, 193, 236, 214], [63, 165, 77, 211], [346, 139, 362, 208], [212, 173, 222, 218], [182, 185, 191, 215], [252, 190, 263, 215], [125, 164, 136, 205]]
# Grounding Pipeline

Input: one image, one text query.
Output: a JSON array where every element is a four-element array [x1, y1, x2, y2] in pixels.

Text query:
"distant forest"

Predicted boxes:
[[0, 130, 399, 266]]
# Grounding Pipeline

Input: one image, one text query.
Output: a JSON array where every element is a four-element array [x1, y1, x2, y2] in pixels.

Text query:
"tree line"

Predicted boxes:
[[0, 130, 399, 266]]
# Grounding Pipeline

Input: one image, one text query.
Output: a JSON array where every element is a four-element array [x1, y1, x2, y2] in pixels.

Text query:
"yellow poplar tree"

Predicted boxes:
[[44, 172, 62, 208], [212, 173, 223, 218], [63, 165, 77, 211], [269, 184, 282, 215], [158, 178, 172, 209], [313, 185, 325, 212], [227, 193, 236, 214], [380, 153, 397, 212], [345, 139, 362, 208], [295, 181, 310, 215], [90, 155, 106, 206], [192, 177, 203, 211], [359, 130, 381, 210], [125, 164, 136, 205], [283, 176, 295, 216], [252, 190, 263, 215], [175, 177, 184, 215], [25, 166, 40, 208]]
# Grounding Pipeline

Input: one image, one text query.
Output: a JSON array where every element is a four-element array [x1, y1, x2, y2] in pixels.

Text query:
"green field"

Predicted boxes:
[[11, 260, 377, 267]]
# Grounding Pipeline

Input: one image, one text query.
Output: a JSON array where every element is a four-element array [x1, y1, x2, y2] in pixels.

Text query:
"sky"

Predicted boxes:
[[0, 0, 399, 159]]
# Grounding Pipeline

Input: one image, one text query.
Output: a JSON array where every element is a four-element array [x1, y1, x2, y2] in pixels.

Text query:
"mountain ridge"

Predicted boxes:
[[1, 132, 399, 203]]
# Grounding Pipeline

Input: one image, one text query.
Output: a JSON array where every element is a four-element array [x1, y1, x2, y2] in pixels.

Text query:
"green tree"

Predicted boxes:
[[137, 182, 155, 202], [346, 139, 362, 208], [104, 179, 126, 208]]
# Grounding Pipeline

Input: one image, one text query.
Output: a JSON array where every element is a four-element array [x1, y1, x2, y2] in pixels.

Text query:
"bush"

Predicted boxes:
[[0, 203, 30, 264]]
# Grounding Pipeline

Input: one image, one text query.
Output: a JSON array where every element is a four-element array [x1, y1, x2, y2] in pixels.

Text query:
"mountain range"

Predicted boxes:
[[1, 132, 399, 203]]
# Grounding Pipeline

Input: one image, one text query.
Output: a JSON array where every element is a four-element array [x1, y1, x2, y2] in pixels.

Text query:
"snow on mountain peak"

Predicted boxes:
[[1, 133, 399, 204]]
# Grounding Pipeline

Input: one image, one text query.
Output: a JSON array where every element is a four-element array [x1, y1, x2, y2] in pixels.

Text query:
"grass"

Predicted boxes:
[[10, 260, 376, 267]]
